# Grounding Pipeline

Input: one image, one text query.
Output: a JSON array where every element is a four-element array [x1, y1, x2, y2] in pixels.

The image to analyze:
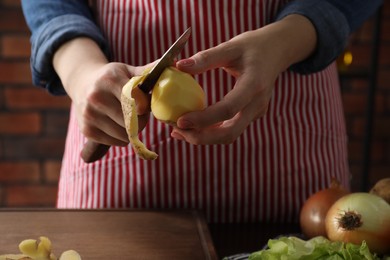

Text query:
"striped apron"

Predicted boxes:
[[58, 0, 350, 223]]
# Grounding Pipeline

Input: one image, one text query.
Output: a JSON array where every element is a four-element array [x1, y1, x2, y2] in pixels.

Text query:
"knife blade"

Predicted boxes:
[[138, 27, 192, 93], [81, 27, 192, 163]]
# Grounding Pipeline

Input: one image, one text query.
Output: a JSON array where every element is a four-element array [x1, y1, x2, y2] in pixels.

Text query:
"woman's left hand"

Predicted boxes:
[[173, 15, 316, 145]]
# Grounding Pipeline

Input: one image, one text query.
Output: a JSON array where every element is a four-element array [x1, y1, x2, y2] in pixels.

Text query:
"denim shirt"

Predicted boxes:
[[21, 0, 110, 95], [21, 0, 382, 95]]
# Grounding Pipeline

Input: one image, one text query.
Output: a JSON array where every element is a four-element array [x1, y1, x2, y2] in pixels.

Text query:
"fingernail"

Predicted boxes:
[[171, 131, 185, 141], [178, 119, 194, 129], [178, 59, 195, 67]]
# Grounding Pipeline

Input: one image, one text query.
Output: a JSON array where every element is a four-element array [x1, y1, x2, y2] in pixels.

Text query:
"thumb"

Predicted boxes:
[[131, 61, 157, 76], [176, 42, 237, 74], [124, 59, 159, 79]]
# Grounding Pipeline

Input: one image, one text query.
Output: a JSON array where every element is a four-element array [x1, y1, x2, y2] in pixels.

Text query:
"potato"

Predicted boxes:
[[121, 66, 205, 160], [59, 250, 81, 260], [370, 178, 390, 204], [151, 67, 205, 125], [0, 237, 81, 260], [0, 254, 31, 260], [18, 237, 55, 260]]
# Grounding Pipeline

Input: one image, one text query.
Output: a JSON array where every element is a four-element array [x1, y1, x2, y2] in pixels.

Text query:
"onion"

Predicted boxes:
[[325, 192, 390, 254], [299, 178, 349, 239], [370, 178, 390, 204]]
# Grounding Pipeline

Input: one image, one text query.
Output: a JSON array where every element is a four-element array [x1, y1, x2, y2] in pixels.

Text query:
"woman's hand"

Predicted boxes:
[[69, 62, 151, 147], [53, 37, 150, 146], [173, 14, 317, 145]]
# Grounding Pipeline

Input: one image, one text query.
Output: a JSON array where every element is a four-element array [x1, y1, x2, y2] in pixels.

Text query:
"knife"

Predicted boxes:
[[138, 27, 192, 93], [81, 27, 192, 163]]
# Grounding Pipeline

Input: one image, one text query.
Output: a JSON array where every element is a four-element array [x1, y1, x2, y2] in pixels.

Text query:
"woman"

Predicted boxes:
[[21, 0, 382, 223]]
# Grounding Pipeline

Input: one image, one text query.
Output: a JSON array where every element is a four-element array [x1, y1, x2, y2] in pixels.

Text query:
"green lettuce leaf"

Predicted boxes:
[[248, 236, 380, 260]]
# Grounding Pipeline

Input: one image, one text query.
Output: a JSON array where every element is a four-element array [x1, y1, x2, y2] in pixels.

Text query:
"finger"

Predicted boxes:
[[137, 113, 150, 132], [95, 64, 132, 100], [98, 117, 128, 143], [84, 126, 128, 147], [102, 63, 152, 101], [106, 99, 127, 128], [84, 107, 129, 143], [176, 72, 258, 129], [171, 111, 247, 145], [131, 64, 149, 76], [176, 42, 240, 75], [88, 91, 126, 128], [172, 93, 268, 145], [130, 60, 159, 76], [86, 114, 150, 146], [131, 87, 151, 115]]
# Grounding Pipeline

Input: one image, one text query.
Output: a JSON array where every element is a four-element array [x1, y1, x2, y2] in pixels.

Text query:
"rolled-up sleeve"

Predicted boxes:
[[276, 0, 383, 74], [21, 0, 110, 95]]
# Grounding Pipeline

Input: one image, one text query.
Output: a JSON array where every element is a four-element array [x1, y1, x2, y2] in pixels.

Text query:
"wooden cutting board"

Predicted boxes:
[[0, 209, 217, 260]]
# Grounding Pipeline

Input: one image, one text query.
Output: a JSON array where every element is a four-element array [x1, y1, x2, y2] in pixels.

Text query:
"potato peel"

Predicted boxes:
[[0, 254, 31, 260], [121, 67, 205, 160], [1, 237, 80, 260], [121, 76, 158, 160]]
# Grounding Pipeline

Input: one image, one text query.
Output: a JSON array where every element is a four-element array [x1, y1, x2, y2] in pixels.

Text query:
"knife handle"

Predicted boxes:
[[81, 140, 110, 163]]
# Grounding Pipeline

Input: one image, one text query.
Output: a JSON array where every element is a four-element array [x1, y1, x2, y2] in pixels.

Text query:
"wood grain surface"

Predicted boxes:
[[0, 209, 217, 260]]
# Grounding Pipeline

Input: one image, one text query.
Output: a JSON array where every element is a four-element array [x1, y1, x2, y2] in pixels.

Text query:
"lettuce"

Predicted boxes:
[[248, 236, 381, 260]]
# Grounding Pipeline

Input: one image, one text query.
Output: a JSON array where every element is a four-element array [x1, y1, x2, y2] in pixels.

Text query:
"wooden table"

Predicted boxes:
[[0, 209, 217, 260]]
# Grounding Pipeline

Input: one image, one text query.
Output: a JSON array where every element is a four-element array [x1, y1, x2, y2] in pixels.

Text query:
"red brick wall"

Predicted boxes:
[[0, 0, 70, 207], [0, 1, 389, 208]]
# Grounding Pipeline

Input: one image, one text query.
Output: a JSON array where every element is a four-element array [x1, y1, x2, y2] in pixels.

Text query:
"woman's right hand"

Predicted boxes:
[[53, 37, 150, 147], [71, 62, 151, 147]]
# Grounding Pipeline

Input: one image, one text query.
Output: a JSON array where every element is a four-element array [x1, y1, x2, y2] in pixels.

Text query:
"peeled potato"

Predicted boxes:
[[0, 254, 31, 260], [0, 237, 81, 260], [59, 250, 81, 260], [18, 237, 55, 260], [18, 239, 39, 257], [121, 66, 205, 160], [151, 67, 205, 125]]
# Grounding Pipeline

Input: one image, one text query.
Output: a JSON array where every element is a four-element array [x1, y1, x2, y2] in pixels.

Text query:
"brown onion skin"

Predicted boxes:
[[299, 178, 349, 239]]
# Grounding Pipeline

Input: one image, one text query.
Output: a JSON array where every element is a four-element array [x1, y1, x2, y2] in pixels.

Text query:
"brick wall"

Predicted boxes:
[[0, 1, 389, 208], [342, 3, 390, 191], [0, 0, 70, 207]]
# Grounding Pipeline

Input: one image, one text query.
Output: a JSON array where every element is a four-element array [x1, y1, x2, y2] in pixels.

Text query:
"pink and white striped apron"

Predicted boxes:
[[58, 0, 350, 223]]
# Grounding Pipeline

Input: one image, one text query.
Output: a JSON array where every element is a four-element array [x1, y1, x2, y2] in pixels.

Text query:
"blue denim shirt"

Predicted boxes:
[[21, 0, 110, 95], [21, 0, 382, 95]]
